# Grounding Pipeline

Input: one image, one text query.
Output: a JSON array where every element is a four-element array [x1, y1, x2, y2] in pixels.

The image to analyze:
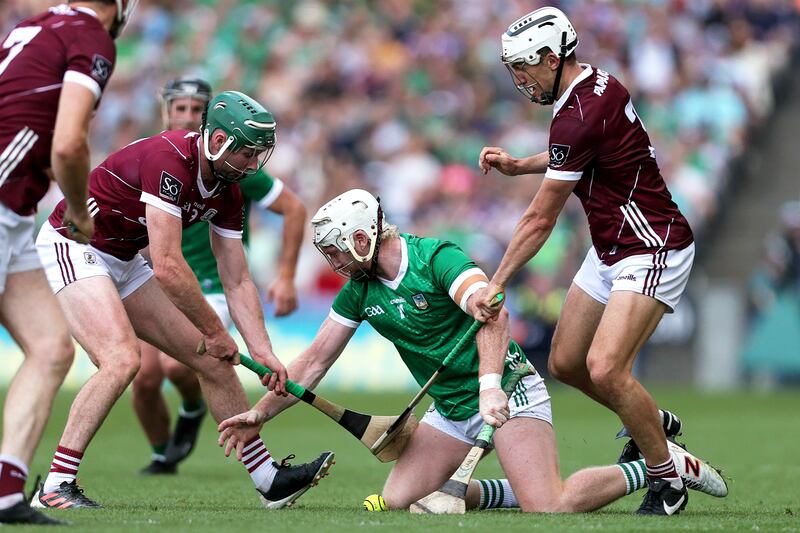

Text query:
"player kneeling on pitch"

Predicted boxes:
[[218, 189, 727, 512]]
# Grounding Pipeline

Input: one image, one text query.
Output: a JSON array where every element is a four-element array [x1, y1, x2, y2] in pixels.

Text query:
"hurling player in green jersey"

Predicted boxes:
[[217, 189, 727, 512], [133, 77, 307, 475]]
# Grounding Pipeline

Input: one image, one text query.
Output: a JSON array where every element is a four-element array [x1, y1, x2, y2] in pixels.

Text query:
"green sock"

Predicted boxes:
[[478, 479, 518, 509], [152, 443, 167, 461], [618, 459, 647, 494], [181, 398, 205, 416]]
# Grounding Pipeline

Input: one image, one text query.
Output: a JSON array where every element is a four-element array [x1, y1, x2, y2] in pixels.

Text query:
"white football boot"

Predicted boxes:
[[668, 440, 728, 497]]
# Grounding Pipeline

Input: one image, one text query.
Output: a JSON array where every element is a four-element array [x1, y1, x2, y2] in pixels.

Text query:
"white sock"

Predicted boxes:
[[618, 459, 648, 494], [478, 479, 518, 509], [43, 446, 83, 493], [242, 437, 278, 492]]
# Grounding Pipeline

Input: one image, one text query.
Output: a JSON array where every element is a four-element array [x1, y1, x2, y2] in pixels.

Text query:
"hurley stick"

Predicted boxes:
[[369, 293, 505, 455], [409, 361, 535, 514]]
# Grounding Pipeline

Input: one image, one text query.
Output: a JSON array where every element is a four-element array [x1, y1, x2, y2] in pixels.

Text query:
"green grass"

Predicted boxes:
[[5, 385, 799, 532]]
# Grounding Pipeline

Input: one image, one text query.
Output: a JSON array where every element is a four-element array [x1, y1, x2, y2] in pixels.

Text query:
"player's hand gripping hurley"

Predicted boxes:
[[208, 345, 417, 462], [369, 293, 504, 455], [409, 360, 535, 514]]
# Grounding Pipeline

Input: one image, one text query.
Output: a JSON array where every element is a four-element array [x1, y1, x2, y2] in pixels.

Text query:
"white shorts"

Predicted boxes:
[[35, 221, 153, 299], [421, 374, 552, 446], [205, 292, 233, 330], [0, 202, 41, 293], [573, 243, 695, 313]]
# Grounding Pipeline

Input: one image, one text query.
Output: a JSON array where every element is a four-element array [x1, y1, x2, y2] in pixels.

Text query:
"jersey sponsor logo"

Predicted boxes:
[[412, 293, 429, 310], [616, 274, 636, 282], [83, 251, 97, 264], [91, 54, 112, 82], [549, 144, 571, 168], [201, 209, 218, 222], [364, 305, 385, 317], [159, 171, 183, 203], [593, 68, 610, 96]]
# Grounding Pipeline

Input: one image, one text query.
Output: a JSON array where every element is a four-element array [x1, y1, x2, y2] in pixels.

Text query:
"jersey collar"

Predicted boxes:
[[377, 235, 408, 291], [73, 6, 99, 19], [553, 63, 593, 117]]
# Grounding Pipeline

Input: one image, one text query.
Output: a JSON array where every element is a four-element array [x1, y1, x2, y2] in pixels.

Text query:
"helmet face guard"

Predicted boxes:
[[503, 31, 569, 106], [206, 139, 274, 184], [501, 8, 578, 106], [110, 0, 138, 38], [314, 227, 374, 281], [202, 91, 277, 183], [311, 190, 384, 281], [161, 77, 213, 131]]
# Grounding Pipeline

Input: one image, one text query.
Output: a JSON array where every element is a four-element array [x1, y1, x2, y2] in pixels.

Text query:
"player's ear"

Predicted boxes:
[[546, 50, 561, 71], [210, 129, 227, 151], [353, 230, 371, 256]]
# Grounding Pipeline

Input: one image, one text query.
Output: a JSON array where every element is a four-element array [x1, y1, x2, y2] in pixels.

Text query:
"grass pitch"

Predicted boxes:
[[5, 385, 798, 532]]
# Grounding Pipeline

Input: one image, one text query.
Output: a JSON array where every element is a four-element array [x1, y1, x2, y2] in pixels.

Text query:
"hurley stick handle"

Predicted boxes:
[[238, 354, 308, 399]]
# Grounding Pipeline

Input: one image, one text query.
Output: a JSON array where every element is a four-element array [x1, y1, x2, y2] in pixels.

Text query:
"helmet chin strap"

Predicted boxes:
[[537, 31, 569, 106], [203, 129, 240, 183], [348, 200, 384, 282]]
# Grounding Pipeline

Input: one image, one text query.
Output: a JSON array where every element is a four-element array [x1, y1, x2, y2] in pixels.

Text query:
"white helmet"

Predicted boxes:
[[502, 7, 578, 66], [501, 7, 578, 104], [111, 0, 138, 39], [311, 189, 384, 264]]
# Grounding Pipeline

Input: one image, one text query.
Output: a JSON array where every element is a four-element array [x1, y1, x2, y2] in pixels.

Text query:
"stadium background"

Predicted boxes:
[[1, 1, 799, 530], [2, 0, 798, 391]]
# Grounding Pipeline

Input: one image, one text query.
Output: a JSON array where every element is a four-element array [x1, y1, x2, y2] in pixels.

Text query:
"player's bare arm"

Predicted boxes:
[[264, 187, 307, 316], [210, 228, 288, 393], [51, 81, 97, 243], [146, 205, 237, 362], [466, 291, 511, 427], [217, 318, 355, 458], [477, 177, 577, 320], [479, 147, 549, 176]]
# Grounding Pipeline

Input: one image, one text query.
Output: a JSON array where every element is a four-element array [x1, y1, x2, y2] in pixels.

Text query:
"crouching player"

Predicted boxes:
[[218, 189, 727, 512], [133, 77, 307, 475], [30, 91, 331, 510]]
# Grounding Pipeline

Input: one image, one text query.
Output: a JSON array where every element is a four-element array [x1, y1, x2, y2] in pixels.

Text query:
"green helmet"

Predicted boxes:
[[201, 90, 276, 182]]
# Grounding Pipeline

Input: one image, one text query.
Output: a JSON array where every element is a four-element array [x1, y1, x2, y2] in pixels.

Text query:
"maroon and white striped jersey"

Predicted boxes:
[[0, 4, 116, 216], [544, 65, 693, 265], [48, 130, 245, 261]]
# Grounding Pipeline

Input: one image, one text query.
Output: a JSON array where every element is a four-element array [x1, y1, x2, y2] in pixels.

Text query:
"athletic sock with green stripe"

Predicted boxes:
[[617, 459, 648, 494], [477, 479, 518, 509]]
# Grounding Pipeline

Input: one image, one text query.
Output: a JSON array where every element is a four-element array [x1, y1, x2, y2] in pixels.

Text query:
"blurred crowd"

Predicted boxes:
[[744, 200, 800, 380], [3, 0, 798, 355]]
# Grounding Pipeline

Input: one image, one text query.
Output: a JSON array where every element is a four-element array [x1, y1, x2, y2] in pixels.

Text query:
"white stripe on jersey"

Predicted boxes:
[[63, 70, 101, 100], [257, 178, 284, 209], [0, 127, 38, 188], [629, 201, 664, 247], [210, 223, 243, 240], [328, 308, 360, 329], [621, 203, 659, 248]]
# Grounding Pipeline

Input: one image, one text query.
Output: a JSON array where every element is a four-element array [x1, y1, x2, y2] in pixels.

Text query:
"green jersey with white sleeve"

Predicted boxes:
[[329, 234, 528, 421], [181, 169, 284, 294]]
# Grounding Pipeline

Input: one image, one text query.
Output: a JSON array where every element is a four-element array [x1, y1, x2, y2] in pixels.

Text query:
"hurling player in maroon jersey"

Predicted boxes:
[[0, 1, 135, 525], [475, 7, 702, 515], [30, 92, 333, 510]]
